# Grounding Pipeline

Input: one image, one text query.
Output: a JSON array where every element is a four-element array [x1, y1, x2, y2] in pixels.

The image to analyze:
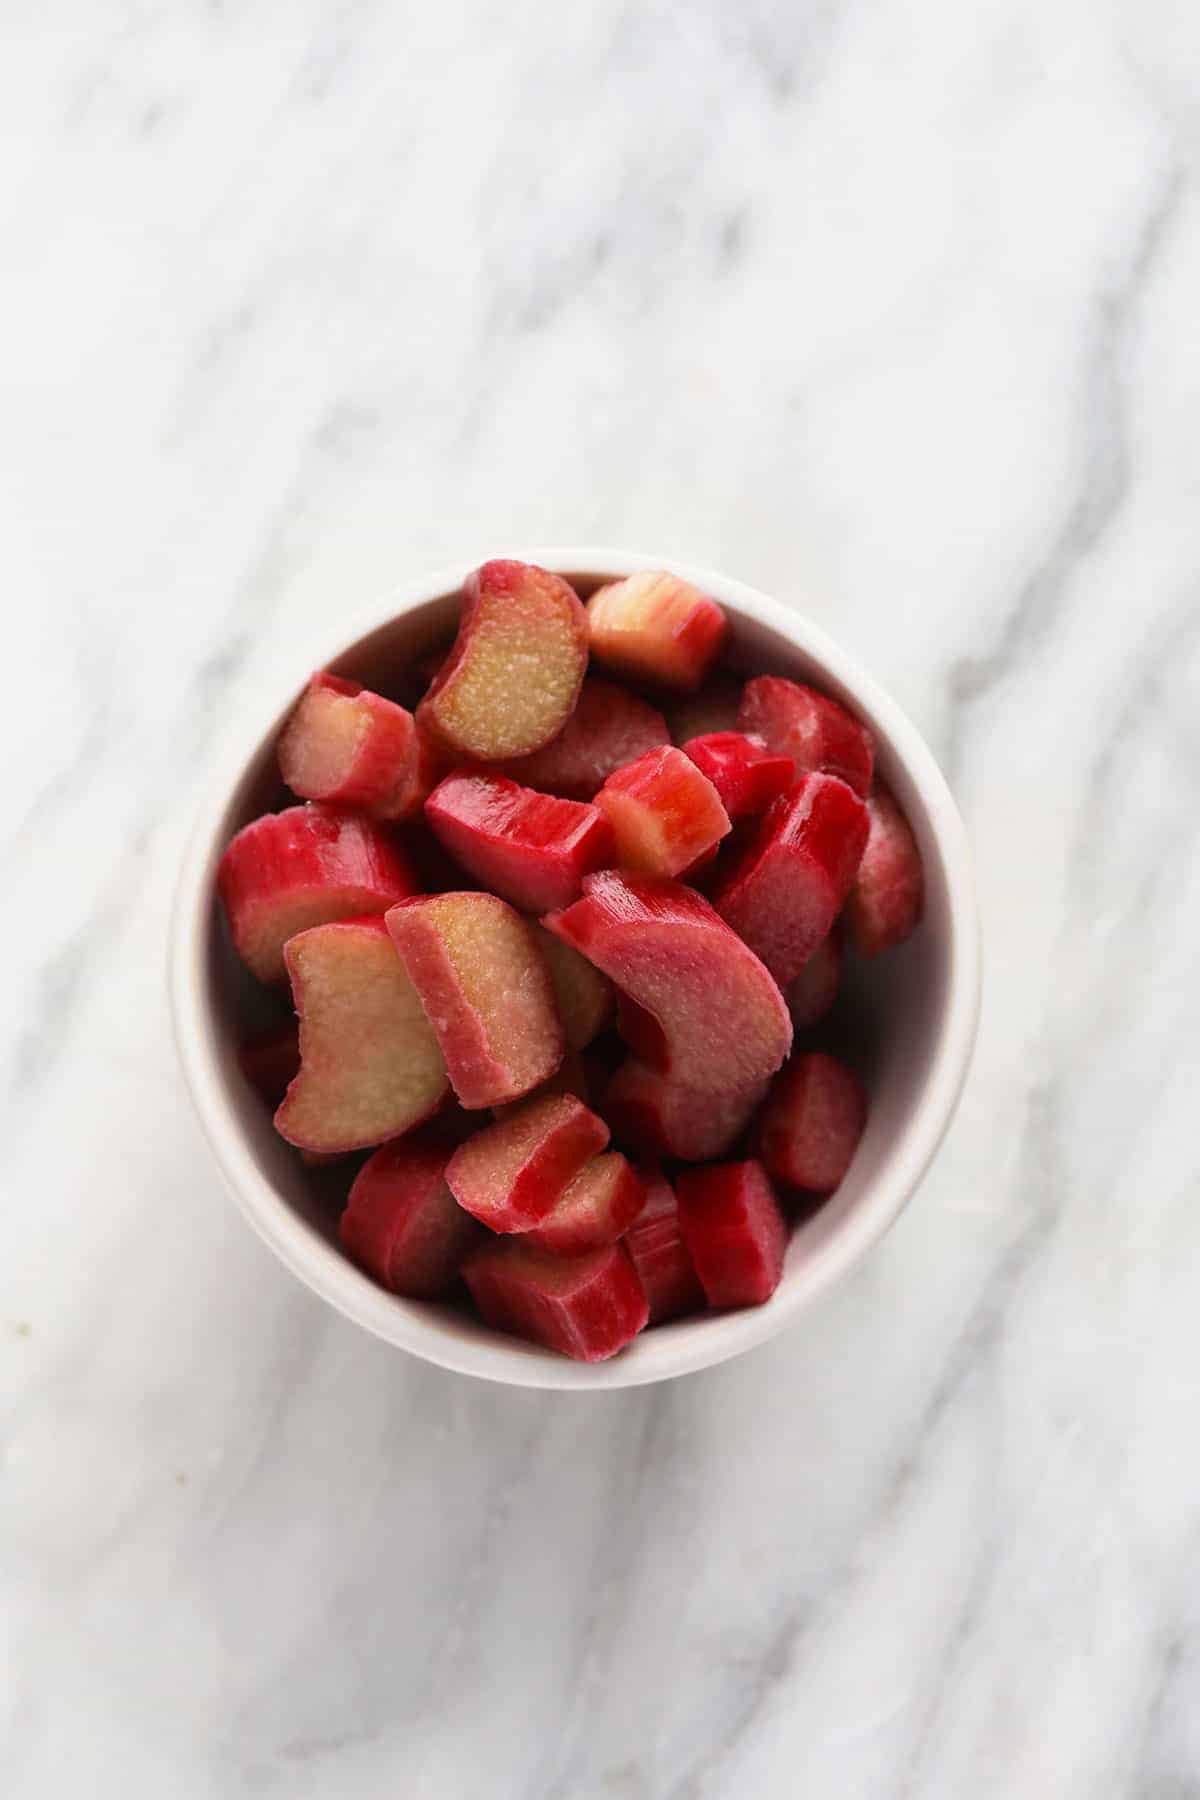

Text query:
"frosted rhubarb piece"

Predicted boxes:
[[758, 1051, 867, 1194], [544, 871, 791, 1095], [275, 918, 448, 1153], [595, 746, 731, 878], [844, 784, 924, 956], [784, 929, 842, 1029], [525, 1153, 645, 1255], [386, 893, 563, 1109], [535, 926, 613, 1050], [586, 571, 728, 691], [218, 803, 419, 983], [505, 678, 669, 800], [681, 731, 794, 820], [623, 1169, 705, 1323], [278, 672, 438, 821], [462, 1239, 649, 1361], [738, 676, 875, 797], [604, 1057, 765, 1163], [446, 1093, 609, 1231], [339, 1139, 484, 1297], [425, 771, 614, 914], [676, 1160, 788, 1308], [714, 774, 868, 987], [237, 1021, 300, 1104], [417, 560, 588, 760]]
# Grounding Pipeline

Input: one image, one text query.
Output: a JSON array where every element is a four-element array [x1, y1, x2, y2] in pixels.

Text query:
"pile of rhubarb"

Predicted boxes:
[[221, 560, 923, 1361]]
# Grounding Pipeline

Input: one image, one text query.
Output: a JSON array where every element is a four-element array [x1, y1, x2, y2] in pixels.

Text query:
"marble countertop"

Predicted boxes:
[[5, 3, 1200, 1795]]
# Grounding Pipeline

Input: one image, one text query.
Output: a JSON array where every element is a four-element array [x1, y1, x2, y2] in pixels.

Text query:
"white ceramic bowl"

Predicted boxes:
[[170, 549, 980, 1390]]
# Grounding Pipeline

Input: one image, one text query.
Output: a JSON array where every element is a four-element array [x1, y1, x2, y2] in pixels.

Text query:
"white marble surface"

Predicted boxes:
[[4, 2, 1200, 1794]]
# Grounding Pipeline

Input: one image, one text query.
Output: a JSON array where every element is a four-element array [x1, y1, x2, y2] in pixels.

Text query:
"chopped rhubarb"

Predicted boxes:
[[505, 678, 670, 800], [681, 732, 795, 819], [738, 676, 875, 797], [665, 677, 743, 745], [675, 1160, 788, 1308], [339, 1139, 484, 1297], [218, 803, 419, 984], [462, 1239, 648, 1362], [425, 770, 614, 914], [785, 928, 843, 1029], [758, 1051, 867, 1193], [714, 774, 868, 987], [445, 1093, 610, 1231], [604, 1057, 765, 1163], [845, 784, 924, 956], [525, 1153, 645, 1255], [544, 871, 792, 1095], [386, 893, 563, 1109], [535, 926, 613, 1049], [237, 1021, 300, 1105], [417, 559, 588, 760], [275, 918, 448, 1153], [586, 571, 728, 691], [623, 1169, 705, 1323], [595, 745, 731, 878], [278, 672, 438, 821]]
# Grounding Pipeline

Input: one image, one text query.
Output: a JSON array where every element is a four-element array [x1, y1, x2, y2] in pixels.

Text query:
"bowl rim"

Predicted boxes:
[[169, 547, 981, 1390]]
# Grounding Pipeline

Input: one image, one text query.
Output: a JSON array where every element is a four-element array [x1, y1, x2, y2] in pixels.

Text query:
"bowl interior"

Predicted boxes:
[[184, 563, 972, 1389]]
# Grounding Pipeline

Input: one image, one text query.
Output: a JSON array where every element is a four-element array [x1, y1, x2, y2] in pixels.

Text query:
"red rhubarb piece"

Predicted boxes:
[[218, 803, 419, 984], [681, 732, 794, 820], [595, 745, 731, 878], [386, 893, 563, 1109], [544, 871, 791, 1094], [339, 1139, 484, 1298], [278, 672, 439, 821], [739, 675, 875, 797], [623, 1169, 705, 1323], [535, 926, 613, 1049], [714, 774, 868, 987], [525, 1153, 646, 1255], [758, 1051, 867, 1194], [675, 1160, 788, 1308], [462, 1239, 648, 1362], [275, 918, 449, 1153], [417, 560, 588, 760], [425, 770, 614, 914], [505, 678, 670, 800], [445, 1093, 610, 1231], [844, 785, 924, 956], [665, 676, 743, 745], [586, 571, 728, 691], [237, 1021, 300, 1105], [784, 928, 843, 1029], [604, 1057, 765, 1163]]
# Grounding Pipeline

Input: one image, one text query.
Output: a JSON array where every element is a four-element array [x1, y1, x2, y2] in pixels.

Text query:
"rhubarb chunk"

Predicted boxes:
[[595, 745, 731, 878], [844, 785, 924, 956], [758, 1051, 867, 1194], [784, 929, 843, 1029], [505, 678, 669, 800], [738, 676, 875, 797], [676, 1160, 788, 1308], [544, 871, 792, 1095], [339, 1139, 484, 1298], [218, 803, 419, 983], [714, 774, 868, 987], [525, 1153, 645, 1255], [446, 1093, 609, 1231], [535, 926, 613, 1049], [417, 560, 588, 760], [586, 571, 728, 691], [275, 918, 449, 1153], [681, 732, 794, 820], [462, 1239, 648, 1362], [237, 1021, 300, 1105], [623, 1169, 705, 1323], [278, 672, 438, 821], [425, 771, 614, 914], [604, 1058, 765, 1163], [386, 893, 563, 1109]]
